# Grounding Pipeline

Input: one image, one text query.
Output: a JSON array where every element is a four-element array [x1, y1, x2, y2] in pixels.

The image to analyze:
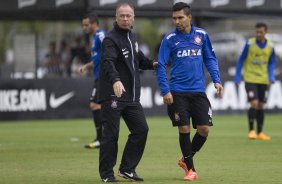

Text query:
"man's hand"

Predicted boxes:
[[113, 81, 126, 97], [163, 92, 173, 105], [78, 65, 87, 76], [153, 61, 158, 70], [214, 83, 224, 98], [78, 62, 93, 76]]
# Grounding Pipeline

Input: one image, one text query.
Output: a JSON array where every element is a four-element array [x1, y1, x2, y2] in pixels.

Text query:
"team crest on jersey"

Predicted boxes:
[[194, 35, 202, 45], [174, 112, 180, 122], [111, 100, 118, 109], [135, 42, 139, 52]]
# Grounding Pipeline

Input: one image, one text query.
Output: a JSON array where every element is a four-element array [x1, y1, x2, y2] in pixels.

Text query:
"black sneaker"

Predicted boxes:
[[118, 170, 144, 182], [101, 176, 118, 182]]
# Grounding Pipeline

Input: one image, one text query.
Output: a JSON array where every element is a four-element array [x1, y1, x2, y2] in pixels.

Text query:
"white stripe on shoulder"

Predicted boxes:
[[195, 30, 206, 35], [166, 33, 176, 40]]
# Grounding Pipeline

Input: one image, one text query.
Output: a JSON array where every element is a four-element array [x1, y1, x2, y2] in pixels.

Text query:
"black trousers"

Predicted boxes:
[[99, 100, 149, 179]]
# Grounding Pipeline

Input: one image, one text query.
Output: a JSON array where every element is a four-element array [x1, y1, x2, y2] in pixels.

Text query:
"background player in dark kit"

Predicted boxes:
[[79, 13, 106, 148]]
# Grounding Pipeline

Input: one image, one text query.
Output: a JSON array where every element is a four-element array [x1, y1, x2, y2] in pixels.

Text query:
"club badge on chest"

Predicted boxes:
[[111, 100, 118, 109]]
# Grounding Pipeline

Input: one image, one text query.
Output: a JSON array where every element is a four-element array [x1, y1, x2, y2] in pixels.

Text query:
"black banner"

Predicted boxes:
[[0, 78, 93, 120], [1, 0, 282, 20], [1, 75, 282, 120], [0, 0, 86, 20], [88, 0, 282, 17]]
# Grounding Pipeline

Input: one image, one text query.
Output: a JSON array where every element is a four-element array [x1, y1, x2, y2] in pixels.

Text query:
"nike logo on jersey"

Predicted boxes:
[[177, 49, 202, 58], [49, 91, 75, 109]]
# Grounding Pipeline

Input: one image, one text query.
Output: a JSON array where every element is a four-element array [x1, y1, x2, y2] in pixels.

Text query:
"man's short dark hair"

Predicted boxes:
[[255, 22, 267, 31], [116, 2, 135, 14], [172, 2, 191, 16], [83, 12, 99, 25]]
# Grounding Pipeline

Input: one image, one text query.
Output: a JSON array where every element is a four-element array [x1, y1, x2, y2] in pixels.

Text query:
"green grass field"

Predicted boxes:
[[1, 115, 282, 184]]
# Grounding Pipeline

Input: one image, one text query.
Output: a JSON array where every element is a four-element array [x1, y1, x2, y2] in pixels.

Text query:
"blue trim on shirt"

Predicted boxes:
[[92, 28, 106, 80]]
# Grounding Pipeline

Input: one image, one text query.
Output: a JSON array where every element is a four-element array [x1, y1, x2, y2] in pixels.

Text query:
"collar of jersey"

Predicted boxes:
[[175, 24, 194, 35]]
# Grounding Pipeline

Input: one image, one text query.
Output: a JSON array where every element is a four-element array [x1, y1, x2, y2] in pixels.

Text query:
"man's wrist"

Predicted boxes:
[[112, 78, 121, 84]]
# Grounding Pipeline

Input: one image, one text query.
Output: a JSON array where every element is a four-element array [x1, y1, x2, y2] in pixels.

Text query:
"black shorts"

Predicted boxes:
[[167, 92, 213, 129], [245, 82, 269, 103], [90, 79, 100, 103]]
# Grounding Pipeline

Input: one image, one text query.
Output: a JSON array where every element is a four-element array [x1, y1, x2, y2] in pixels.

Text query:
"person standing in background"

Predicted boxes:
[[79, 12, 106, 149], [44, 41, 62, 78], [71, 36, 91, 77], [59, 40, 72, 77], [234, 22, 276, 141]]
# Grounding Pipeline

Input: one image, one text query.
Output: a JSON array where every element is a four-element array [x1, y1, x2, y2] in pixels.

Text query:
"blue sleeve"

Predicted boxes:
[[93, 33, 104, 65], [268, 48, 276, 82], [92, 36, 102, 65], [156, 38, 171, 96], [93, 51, 100, 66], [234, 42, 249, 84], [202, 34, 221, 84]]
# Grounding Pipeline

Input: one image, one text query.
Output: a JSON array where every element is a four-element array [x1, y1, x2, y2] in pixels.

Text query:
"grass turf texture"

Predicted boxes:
[[0, 115, 282, 184]]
